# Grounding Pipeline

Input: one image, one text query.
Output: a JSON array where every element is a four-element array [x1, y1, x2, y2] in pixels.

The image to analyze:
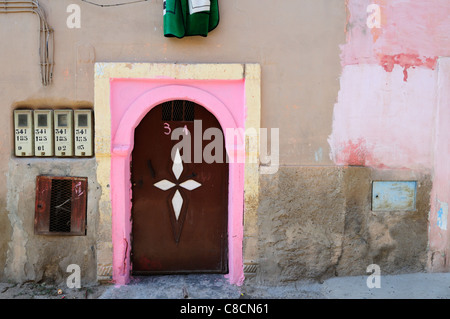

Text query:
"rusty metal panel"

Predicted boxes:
[[35, 176, 52, 234], [70, 177, 88, 235], [35, 176, 87, 236], [372, 181, 417, 211]]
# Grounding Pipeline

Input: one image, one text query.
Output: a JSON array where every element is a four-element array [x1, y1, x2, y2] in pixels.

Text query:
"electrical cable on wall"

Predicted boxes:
[[80, 0, 149, 7], [0, 0, 54, 86]]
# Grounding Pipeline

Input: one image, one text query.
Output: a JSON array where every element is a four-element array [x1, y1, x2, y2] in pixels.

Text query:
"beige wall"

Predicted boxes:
[[0, 0, 346, 282], [1, 0, 346, 161]]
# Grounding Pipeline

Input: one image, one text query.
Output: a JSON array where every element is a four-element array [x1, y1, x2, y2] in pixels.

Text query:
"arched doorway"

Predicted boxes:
[[131, 100, 229, 274], [94, 63, 261, 286]]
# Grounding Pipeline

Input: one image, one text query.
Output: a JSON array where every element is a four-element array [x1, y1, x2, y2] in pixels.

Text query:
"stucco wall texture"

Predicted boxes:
[[0, 0, 448, 284], [328, 0, 450, 273]]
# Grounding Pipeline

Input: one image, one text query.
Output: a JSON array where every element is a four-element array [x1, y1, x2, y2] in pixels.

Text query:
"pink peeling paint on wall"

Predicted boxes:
[[330, 0, 450, 169], [333, 138, 388, 168], [328, 64, 436, 170], [379, 54, 437, 82], [341, 0, 450, 80], [331, 0, 450, 272]]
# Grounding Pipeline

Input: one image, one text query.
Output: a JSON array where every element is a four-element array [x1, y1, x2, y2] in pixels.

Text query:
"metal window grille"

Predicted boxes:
[[172, 100, 184, 121], [161, 100, 196, 121], [161, 101, 172, 121], [35, 176, 87, 236], [49, 179, 72, 233]]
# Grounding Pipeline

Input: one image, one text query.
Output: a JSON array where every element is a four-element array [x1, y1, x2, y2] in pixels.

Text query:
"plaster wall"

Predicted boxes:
[[428, 58, 450, 271], [4, 158, 100, 284], [0, 0, 346, 283], [330, 0, 450, 169], [254, 166, 430, 284], [329, 0, 450, 272], [0, 0, 446, 285]]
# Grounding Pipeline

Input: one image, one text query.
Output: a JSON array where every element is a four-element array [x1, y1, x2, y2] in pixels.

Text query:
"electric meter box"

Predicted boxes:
[[54, 109, 73, 157], [74, 109, 93, 157], [34, 110, 54, 157], [14, 110, 34, 156]]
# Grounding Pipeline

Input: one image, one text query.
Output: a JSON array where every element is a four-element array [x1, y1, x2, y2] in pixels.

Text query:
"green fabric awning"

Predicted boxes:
[[164, 0, 219, 38]]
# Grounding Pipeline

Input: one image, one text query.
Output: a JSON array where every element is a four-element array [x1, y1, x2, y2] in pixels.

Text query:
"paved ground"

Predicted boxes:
[[1, 272, 450, 299], [316, 272, 450, 299], [99, 272, 450, 299]]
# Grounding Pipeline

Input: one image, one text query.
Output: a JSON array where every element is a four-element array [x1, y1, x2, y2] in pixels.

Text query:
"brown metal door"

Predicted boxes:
[[131, 100, 228, 274]]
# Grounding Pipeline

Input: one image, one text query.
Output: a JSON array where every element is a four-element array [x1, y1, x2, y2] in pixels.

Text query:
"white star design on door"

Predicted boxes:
[[153, 148, 202, 220]]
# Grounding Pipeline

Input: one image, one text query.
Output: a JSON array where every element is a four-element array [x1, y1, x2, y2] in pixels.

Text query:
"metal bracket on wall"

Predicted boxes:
[[0, 0, 54, 86]]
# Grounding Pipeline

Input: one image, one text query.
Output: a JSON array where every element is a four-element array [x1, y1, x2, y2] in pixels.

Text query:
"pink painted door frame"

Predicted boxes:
[[109, 83, 245, 285]]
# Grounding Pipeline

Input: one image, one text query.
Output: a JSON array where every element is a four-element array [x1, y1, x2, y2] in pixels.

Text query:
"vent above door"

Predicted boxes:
[[161, 100, 195, 121]]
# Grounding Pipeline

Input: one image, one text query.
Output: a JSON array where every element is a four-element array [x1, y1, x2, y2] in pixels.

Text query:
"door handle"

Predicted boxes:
[[132, 178, 143, 188]]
